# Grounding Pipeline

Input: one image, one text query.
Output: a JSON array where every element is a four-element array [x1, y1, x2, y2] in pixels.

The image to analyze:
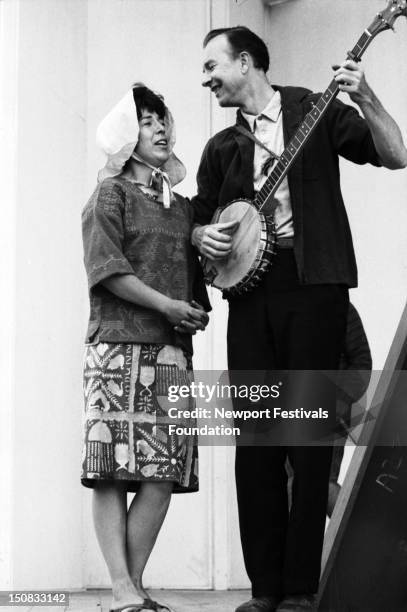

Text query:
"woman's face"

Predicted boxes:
[[135, 109, 170, 167]]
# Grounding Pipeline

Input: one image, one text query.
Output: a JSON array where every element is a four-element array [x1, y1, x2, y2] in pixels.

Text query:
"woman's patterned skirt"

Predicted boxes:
[[81, 342, 198, 492]]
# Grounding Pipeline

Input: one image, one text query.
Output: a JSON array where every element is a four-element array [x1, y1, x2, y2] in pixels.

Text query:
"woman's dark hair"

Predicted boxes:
[[203, 26, 270, 73], [132, 83, 167, 120]]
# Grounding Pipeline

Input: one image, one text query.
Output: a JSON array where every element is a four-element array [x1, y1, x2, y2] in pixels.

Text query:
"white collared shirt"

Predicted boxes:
[[241, 91, 294, 238]]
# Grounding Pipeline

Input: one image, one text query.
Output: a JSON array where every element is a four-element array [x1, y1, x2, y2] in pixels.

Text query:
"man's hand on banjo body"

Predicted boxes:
[[192, 220, 239, 260]]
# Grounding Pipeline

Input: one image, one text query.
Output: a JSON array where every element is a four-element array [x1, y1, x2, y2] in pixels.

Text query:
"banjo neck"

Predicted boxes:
[[254, 0, 407, 212]]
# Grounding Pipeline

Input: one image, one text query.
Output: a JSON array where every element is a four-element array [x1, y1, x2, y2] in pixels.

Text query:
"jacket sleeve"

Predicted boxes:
[[326, 98, 382, 167], [191, 137, 223, 226], [82, 180, 135, 291]]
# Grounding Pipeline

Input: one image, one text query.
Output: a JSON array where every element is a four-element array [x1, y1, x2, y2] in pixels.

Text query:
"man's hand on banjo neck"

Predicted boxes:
[[192, 220, 239, 260]]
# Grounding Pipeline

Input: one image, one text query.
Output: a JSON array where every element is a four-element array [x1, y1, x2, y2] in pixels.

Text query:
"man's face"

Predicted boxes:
[[202, 34, 245, 107]]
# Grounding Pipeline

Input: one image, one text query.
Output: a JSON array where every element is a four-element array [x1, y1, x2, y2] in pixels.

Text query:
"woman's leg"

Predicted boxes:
[[127, 482, 173, 598], [92, 482, 144, 609]]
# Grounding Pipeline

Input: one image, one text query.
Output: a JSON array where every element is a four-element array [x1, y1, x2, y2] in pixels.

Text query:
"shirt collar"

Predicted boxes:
[[241, 90, 282, 130]]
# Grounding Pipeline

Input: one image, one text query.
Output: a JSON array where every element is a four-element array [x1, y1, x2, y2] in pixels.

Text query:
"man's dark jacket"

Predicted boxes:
[[191, 85, 381, 288]]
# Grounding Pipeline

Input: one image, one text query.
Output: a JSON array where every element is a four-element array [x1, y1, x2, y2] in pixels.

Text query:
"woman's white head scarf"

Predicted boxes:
[[96, 86, 186, 206]]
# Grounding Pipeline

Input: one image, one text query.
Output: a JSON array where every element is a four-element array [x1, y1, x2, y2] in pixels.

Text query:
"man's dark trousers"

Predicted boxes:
[[228, 248, 349, 597]]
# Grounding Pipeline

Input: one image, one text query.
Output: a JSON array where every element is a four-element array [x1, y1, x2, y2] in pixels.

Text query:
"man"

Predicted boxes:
[[191, 26, 407, 612]]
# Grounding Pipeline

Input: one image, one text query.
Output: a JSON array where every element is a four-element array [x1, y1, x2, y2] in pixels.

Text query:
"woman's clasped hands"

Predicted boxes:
[[166, 299, 209, 334]]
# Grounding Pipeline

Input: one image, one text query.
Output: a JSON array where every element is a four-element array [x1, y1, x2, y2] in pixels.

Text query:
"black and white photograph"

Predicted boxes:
[[1, 1, 407, 611]]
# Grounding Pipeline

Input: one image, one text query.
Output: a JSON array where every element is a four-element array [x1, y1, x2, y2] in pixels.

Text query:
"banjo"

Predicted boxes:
[[203, 0, 407, 297]]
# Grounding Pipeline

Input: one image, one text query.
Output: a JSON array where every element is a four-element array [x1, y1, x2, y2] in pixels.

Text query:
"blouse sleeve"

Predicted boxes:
[[82, 179, 135, 291]]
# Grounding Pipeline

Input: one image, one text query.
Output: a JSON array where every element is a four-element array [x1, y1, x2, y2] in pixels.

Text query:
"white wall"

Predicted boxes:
[[3, 0, 88, 590], [0, 0, 19, 590]]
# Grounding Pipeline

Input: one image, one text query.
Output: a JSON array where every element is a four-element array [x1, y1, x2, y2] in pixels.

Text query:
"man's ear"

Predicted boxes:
[[239, 51, 250, 74]]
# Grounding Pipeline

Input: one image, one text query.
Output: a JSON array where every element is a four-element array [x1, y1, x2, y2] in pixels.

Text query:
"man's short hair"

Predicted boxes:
[[203, 26, 270, 73]]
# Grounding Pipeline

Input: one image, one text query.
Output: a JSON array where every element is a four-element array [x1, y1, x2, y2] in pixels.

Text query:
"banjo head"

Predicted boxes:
[[206, 199, 276, 294]]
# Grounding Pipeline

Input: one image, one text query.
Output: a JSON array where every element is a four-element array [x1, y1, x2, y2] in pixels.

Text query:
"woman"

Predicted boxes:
[[81, 84, 210, 612]]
